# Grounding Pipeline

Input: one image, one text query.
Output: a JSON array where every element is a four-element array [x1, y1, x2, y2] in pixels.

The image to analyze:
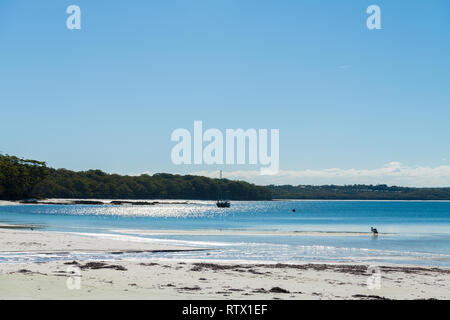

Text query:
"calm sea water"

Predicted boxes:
[[1, 201, 450, 266]]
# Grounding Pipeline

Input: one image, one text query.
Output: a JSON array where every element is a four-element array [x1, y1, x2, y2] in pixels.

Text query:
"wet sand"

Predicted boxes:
[[0, 227, 205, 254], [112, 229, 380, 237]]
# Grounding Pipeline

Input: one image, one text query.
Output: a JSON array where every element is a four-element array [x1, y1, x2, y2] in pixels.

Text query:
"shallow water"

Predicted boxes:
[[1, 200, 449, 266]]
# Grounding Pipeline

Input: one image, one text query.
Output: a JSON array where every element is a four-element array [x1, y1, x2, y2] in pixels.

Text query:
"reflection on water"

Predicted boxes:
[[1, 200, 450, 266]]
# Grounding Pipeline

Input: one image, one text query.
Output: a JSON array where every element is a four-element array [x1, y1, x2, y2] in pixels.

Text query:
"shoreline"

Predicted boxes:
[[0, 220, 395, 241], [2, 199, 450, 207], [112, 228, 385, 237], [0, 227, 206, 254]]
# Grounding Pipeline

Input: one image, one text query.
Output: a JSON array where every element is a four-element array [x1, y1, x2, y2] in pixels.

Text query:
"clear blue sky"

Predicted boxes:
[[1, 1, 449, 185]]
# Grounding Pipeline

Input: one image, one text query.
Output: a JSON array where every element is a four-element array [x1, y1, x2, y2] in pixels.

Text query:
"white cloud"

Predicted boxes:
[[191, 162, 450, 187]]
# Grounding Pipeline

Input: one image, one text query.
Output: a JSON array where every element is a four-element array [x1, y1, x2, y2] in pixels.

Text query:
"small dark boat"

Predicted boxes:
[[216, 200, 231, 208], [216, 170, 231, 208]]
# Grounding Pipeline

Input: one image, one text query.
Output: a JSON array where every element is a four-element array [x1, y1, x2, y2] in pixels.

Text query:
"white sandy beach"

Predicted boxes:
[[0, 200, 20, 206], [0, 227, 202, 253], [0, 227, 449, 300]]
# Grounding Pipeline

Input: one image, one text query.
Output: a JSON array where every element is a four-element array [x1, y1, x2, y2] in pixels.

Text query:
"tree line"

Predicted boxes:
[[268, 184, 450, 200], [0, 154, 49, 200], [2, 154, 450, 201], [0, 154, 271, 200]]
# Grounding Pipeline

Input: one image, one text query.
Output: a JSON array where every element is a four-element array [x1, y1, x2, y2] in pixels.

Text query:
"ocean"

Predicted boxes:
[[1, 200, 450, 266]]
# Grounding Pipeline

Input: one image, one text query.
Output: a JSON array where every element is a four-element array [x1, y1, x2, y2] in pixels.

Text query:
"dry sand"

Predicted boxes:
[[0, 227, 449, 300], [0, 200, 19, 206], [1, 258, 449, 300]]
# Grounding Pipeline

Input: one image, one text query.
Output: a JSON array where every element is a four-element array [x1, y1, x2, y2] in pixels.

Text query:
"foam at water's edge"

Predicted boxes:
[[1, 232, 449, 267]]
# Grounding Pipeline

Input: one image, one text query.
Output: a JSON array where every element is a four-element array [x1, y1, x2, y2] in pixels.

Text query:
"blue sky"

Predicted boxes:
[[1, 1, 449, 186]]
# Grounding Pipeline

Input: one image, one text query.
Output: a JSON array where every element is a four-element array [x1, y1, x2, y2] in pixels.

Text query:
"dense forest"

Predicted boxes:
[[1, 154, 450, 201], [0, 154, 271, 200], [269, 184, 450, 200], [0, 154, 49, 200]]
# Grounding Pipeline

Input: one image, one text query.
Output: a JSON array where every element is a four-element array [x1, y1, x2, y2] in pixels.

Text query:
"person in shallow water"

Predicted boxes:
[[371, 227, 378, 236]]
